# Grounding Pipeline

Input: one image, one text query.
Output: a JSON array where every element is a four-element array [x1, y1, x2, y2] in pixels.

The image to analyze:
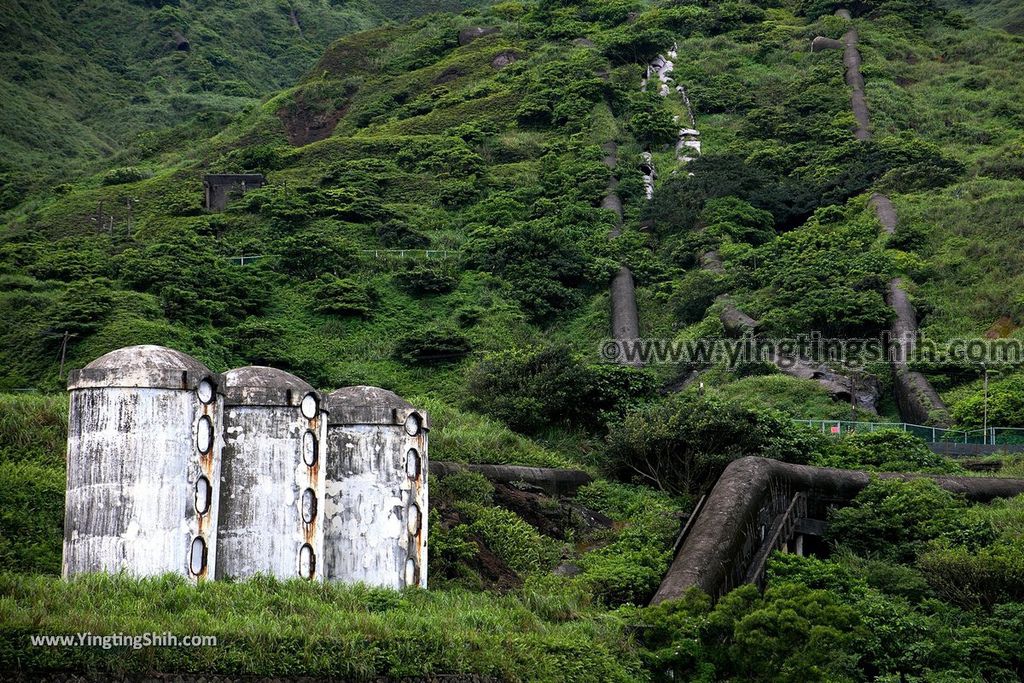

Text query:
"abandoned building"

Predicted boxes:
[[203, 174, 266, 212]]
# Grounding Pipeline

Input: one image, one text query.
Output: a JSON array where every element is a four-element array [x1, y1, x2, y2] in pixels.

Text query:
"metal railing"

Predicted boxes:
[[360, 249, 456, 260], [794, 420, 1024, 446], [225, 255, 265, 266]]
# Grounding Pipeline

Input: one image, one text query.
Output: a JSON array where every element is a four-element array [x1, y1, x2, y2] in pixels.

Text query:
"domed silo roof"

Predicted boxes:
[[326, 385, 427, 427], [67, 345, 214, 390], [223, 366, 320, 408]]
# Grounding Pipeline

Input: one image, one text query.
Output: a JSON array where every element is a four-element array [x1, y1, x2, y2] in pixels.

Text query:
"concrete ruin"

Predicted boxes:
[[203, 174, 265, 212], [216, 367, 327, 581], [63, 346, 222, 580], [324, 387, 428, 589], [62, 346, 428, 589], [652, 456, 1024, 603], [601, 142, 642, 365]]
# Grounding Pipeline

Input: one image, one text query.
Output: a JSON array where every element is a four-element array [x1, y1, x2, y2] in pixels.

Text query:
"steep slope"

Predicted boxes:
[[4, 1, 1024, 427], [0, 0, 485, 196]]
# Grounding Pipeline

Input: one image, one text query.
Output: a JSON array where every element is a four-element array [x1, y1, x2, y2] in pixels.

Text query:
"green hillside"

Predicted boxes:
[[2, 0, 1024, 680], [0, 0, 486, 195]]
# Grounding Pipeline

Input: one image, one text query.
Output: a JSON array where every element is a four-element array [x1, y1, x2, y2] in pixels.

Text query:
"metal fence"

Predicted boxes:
[[361, 249, 457, 260], [225, 255, 265, 266], [794, 420, 1024, 445]]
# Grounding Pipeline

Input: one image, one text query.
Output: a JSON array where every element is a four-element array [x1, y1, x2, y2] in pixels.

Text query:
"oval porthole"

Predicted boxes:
[[301, 488, 317, 524], [194, 476, 211, 515], [403, 412, 421, 436], [300, 392, 318, 420], [404, 558, 417, 587], [189, 536, 207, 576], [197, 378, 215, 405], [196, 415, 213, 454], [299, 543, 315, 579], [407, 504, 421, 535], [302, 431, 318, 467], [405, 448, 420, 478]]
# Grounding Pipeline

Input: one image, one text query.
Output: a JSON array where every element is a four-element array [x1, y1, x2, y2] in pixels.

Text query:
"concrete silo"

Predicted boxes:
[[324, 386, 428, 589], [216, 367, 326, 580], [63, 345, 223, 579]]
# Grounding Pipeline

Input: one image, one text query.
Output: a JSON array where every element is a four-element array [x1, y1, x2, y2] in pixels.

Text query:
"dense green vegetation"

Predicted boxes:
[[2, 0, 1024, 679], [0, 0, 485, 187]]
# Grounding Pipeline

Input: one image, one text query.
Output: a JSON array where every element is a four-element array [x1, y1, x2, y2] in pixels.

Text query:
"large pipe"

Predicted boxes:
[[429, 462, 593, 496], [651, 456, 1024, 603]]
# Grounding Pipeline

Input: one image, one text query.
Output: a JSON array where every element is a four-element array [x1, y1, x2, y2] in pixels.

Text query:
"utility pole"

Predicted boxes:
[[58, 331, 70, 378], [982, 363, 989, 445], [849, 371, 857, 422]]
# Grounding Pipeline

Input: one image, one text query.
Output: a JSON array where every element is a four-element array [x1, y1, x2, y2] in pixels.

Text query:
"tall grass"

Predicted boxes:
[[0, 572, 643, 681]]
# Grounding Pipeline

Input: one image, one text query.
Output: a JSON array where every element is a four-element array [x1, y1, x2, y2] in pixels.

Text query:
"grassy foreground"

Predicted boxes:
[[0, 572, 641, 681]]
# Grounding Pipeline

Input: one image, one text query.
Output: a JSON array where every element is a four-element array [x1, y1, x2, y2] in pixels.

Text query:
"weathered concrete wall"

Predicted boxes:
[[203, 174, 265, 212], [836, 12, 871, 140], [63, 346, 222, 581], [324, 387, 428, 589], [651, 456, 1024, 603], [216, 367, 326, 581]]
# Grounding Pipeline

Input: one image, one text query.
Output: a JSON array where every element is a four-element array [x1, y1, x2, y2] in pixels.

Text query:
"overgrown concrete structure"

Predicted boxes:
[[203, 174, 265, 211], [324, 386, 429, 589], [63, 346, 223, 580], [62, 347, 428, 589], [651, 456, 1024, 603]]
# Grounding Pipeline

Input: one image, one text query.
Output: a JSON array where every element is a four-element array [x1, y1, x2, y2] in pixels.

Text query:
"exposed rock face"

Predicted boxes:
[[717, 296, 758, 336], [651, 456, 1024, 603], [769, 352, 881, 412], [640, 152, 656, 200], [490, 51, 518, 69], [458, 26, 499, 46], [572, 37, 595, 48], [277, 91, 347, 146], [701, 250, 725, 274], [713, 292, 879, 410]]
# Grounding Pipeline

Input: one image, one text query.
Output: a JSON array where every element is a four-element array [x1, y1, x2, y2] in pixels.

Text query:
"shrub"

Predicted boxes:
[[276, 229, 361, 280], [100, 167, 150, 185], [466, 344, 657, 434], [827, 479, 969, 563], [310, 275, 374, 317], [466, 505, 560, 576], [434, 471, 494, 507], [604, 392, 823, 495], [395, 263, 458, 296], [816, 429, 962, 474], [393, 324, 471, 363], [918, 541, 1024, 609]]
